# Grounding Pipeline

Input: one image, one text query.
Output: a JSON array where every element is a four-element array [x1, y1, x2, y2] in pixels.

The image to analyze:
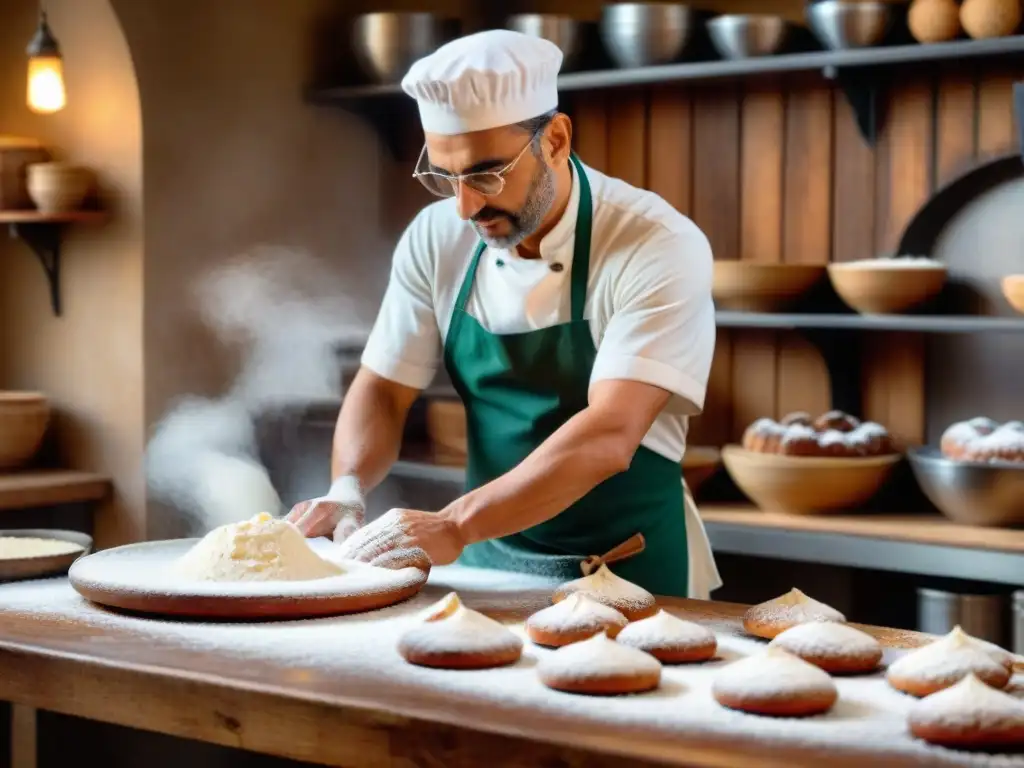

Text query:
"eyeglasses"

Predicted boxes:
[[412, 133, 537, 199]]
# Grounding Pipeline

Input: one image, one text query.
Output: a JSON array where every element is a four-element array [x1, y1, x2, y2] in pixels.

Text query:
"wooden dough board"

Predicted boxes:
[[68, 539, 428, 620]]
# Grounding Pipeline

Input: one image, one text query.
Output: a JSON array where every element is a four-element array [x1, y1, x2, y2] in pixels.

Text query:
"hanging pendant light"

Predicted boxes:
[[26, 6, 66, 114]]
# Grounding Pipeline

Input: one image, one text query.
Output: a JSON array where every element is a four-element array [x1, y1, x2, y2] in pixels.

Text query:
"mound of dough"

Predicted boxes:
[[174, 512, 345, 582]]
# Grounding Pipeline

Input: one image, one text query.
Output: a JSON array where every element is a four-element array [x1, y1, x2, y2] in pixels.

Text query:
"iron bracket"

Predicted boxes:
[[822, 65, 884, 147], [8, 222, 63, 316], [800, 328, 864, 418]]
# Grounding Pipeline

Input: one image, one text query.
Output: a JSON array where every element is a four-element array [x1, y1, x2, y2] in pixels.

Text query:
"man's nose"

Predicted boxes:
[[454, 180, 485, 221]]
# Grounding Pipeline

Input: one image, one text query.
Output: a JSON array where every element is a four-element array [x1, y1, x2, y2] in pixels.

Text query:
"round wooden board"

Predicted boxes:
[[68, 538, 428, 620]]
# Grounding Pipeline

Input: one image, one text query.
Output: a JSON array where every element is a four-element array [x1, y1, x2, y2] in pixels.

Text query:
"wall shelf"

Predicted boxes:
[[2, 210, 109, 317], [307, 34, 1024, 149], [716, 311, 1024, 333]]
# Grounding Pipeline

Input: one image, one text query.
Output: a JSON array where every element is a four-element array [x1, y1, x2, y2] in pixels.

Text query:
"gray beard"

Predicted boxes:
[[474, 159, 556, 250]]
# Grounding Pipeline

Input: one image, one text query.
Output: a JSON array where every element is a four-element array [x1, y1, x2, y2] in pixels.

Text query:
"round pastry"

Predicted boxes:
[[909, 673, 1024, 750], [768, 620, 882, 675], [940, 416, 999, 459], [886, 625, 1011, 697], [398, 592, 523, 670], [962, 422, 1024, 464], [817, 429, 855, 457], [780, 411, 813, 427], [975, 636, 1023, 673], [712, 646, 838, 717], [552, 563, 657, 621], [813, 410, 860, 433], [742, 588, 846, 640], [742, 418, 785, 453], [537, 631, 662, 695], [778, 424, 821, 457], [525, 593, 628, 647], [615, 608, 717, 663], [846, 421, 893, 456]]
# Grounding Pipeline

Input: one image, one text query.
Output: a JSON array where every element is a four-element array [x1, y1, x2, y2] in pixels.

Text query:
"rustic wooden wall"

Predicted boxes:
[[564, 62, 1023, 451]]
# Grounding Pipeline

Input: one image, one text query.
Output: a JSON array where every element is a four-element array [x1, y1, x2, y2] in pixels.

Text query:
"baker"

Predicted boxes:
[[286, 29, 721, 598]]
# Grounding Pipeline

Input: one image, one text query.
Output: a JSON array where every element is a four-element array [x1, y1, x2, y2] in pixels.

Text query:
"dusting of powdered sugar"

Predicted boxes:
[[554, 563, 655, 614], [616, 609, 716, 652], [909, 675, 1024, 733], [1, 567, 1023, 767], [712, 647, 837, 701], [399, 592, 522, 656], [526, 593, 627, 635], [745, 588, 846, 627], [888, 627, 1010, 689], [769, 621, 882, 661], [832, 256, 945, 270], [537, 632, 662, 682]]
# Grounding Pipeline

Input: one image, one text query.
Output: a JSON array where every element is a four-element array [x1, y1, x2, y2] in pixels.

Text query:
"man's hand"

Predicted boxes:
[[285, 476, 365, 540], [335, 508, 465, 569]]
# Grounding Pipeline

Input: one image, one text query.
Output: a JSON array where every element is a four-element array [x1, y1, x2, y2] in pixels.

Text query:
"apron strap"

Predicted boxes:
[[568, 153, 592, 323], [579, 532, 646, 576], [453, 240, 487, 313]]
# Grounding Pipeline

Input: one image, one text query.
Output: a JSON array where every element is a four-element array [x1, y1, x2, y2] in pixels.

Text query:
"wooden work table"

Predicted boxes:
[[0, 566, 1013, 768]]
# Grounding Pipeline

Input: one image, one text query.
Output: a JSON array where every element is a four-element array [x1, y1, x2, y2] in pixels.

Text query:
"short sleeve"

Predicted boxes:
[[360, 211, 442, 390], [590, 225, 715, 415]]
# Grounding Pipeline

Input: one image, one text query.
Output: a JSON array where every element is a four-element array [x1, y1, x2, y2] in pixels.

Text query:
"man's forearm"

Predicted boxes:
[[440, 405, 639, 545], [330, 369, 418, 494]]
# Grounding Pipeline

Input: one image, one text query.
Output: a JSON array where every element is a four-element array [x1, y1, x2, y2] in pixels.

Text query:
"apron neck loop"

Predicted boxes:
[[579, 532, 646, 576]]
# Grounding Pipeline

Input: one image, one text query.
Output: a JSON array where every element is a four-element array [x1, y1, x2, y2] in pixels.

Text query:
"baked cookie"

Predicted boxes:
[[909, 673, 1024, 750], [712, 647, 838, 717], [537, 631, 662, 695], [552, 563, 657, 621], [769, 621, 882, 675], [887, 625, 1011, 697], [742, 588, 846, 640], [615, 609, 717, 663], [398, 592, 523, 670], [813, 410, 861, 433], [525, 593, 628, 648]]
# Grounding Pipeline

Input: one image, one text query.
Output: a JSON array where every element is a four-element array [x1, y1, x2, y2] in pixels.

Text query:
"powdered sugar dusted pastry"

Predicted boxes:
[[552, 563, 657, 621], [525, 593, 628, 647], [398, 592, 523, 669], [537, 631, 662, 695], [712, 646, 838, 717], [909, 673, 1024, 750], [742, 588, 846, 640], [769, 621, 882, 675], [887, 625, 1011, 697], [615, 609, 717, 663]]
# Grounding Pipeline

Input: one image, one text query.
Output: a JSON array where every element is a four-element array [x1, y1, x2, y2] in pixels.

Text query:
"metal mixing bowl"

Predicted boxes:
[[352, 12, 455, 85], [806, 0, 891, 50], [707, 14, 789, 59], [907, 447, 1024, 527], [507, 14, 583, 71], [600, 3, 694, 69]]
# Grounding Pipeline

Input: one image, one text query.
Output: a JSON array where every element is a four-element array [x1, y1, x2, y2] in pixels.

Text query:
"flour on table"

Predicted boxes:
[[0, 537, 84, 559], [173, 512, 344, 582]]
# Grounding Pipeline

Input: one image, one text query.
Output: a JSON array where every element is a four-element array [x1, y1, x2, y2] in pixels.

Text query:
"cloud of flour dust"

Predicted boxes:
[[144, 246, 368, 536]]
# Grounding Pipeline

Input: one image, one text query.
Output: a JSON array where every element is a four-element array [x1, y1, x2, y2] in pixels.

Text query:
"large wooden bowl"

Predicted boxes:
[[682, 446, 721, 496], [712, 263, 825, 312], [721, 445, 902, 514], [1002, 274, 1024, 315], [0, 392, 50, 469], [828, 261, 947, 314]]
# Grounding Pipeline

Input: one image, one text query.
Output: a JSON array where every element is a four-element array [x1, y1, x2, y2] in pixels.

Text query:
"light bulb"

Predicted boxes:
[[27, 55, 65, 114]]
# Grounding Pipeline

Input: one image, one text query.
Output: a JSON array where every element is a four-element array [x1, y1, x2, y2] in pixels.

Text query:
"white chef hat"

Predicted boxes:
[[401, 29, 563, 136]]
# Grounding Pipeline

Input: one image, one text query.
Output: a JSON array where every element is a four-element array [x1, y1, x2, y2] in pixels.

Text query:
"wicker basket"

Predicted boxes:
[[425, 399, 466, 466], [0, 392, 51, 469]]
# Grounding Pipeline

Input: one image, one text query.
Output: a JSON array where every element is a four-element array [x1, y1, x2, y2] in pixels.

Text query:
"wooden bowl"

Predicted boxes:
[[828, 261, 947, 314], [1002, 275, 1024, 315], [712, 263, 825, 312], [682, 446, 721, 496], [721, 445, 902, 514], [0, 392, 50, 469], [425, 398, 466, 466]]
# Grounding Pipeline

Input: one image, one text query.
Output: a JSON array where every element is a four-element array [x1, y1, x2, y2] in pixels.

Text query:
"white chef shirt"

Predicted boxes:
[[361, 160, 716, 462]]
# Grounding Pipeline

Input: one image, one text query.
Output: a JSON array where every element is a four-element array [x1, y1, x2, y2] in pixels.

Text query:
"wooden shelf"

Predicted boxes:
[[0, 470, 110, 511], [0, 210, 107, 224], [715, 311, 1024, 333]]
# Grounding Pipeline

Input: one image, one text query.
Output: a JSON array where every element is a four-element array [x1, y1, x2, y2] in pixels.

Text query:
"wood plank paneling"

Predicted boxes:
[[608, 92, 647, 188], [934, 67, 978, 186], [832, 89, 877, 262], [977, 67, 1021, 155], [646, 88, 693, 215], [571, 92, 608, 171]]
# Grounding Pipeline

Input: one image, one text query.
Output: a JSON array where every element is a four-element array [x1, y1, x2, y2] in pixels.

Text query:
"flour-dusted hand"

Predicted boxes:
[[335, 508, 464, 571], [285, 476, 365, 540]]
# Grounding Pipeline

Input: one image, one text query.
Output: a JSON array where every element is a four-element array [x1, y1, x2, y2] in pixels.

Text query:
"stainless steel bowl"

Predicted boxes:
[[352, 12, 455, 85], [908, 447, 1024, 527], [600, 3, 694, 69], [806, 0, 891, 50], [507, 14, 583, 71], [707, 14, 789, 59]]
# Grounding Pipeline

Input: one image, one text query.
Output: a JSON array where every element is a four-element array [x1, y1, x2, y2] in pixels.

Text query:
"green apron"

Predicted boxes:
[[446, 154, 690, 597]]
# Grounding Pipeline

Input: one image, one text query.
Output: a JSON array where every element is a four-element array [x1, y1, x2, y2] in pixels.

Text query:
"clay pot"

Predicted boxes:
[[0, 392, 51, 469], [26, 161, 92, 213]]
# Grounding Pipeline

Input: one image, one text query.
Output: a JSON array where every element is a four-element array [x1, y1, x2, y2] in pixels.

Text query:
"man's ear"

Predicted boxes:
[[545, 113, 573, 164]]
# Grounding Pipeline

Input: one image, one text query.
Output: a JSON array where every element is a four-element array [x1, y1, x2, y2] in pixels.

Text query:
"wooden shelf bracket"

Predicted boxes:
[[7, 221, 63, 317], [823, 65, 884, 146]]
